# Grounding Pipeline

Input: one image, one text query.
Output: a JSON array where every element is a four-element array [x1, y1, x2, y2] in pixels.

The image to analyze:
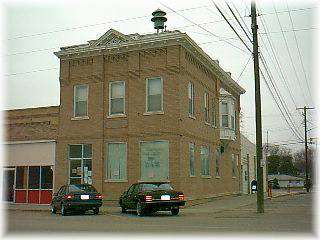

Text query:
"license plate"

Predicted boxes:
[[81, 195, 89, 200], [161, 195, 170, 200]]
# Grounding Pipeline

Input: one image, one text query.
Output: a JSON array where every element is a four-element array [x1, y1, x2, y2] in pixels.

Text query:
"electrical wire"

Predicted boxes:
[[236, 55, 251, 82]]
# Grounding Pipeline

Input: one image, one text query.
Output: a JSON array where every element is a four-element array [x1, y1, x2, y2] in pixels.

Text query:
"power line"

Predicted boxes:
[[5, 67, 58, 76], [211, 1, 252, 53], [158, 1, 249, 54], [285, 0, 314, 105], [236, 55, 251, 82], [271, 0, 309, 105]]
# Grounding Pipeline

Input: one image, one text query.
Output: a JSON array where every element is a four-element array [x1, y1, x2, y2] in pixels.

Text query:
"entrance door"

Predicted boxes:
[[2, 169, 15, 202]]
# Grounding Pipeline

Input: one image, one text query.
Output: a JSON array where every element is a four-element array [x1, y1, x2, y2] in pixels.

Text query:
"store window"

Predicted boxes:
[[74, 85, 88, 117], [28, 166, 40, 189], [68, 144, 92, 184], [189, 143, 195, 176], [40, 166, 53, 189], [200, 146, 210, 176], [109, 81, 125, 116], [16, 166, 28, 189], [140, 141, 169, 181], [146, 77, 163, 113], [106, 142, 127, 180]]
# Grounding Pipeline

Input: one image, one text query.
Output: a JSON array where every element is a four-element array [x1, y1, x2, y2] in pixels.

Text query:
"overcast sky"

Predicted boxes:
[[1, 0, 319, 152]]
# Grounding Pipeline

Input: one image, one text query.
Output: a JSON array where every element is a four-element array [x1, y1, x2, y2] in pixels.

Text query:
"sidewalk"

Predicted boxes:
[[2, 189, 306, 213]]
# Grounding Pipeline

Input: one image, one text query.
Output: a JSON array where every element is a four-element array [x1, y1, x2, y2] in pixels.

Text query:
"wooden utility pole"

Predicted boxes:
[[297, 106, 314, 192], [251, 1, 264, 213]]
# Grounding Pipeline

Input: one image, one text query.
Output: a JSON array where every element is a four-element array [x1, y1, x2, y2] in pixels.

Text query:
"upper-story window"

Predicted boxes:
[[146, 77, 163, 113], [211, 98, 216, 127], [188, 82, 195, 117], [221, 102, 229, 127], [109, 81, 125, 116], [204, 92, 209, 123], [230, 102, 235, 130], [74, 85, 88, 117]]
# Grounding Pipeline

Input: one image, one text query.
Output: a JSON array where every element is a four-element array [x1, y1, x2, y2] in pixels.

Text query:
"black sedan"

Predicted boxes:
[[119, 182, 186, 216], [50, 184, 103, 216]]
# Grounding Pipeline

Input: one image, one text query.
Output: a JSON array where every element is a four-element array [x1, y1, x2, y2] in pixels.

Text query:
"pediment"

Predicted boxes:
[[90, 29, 129, 47]]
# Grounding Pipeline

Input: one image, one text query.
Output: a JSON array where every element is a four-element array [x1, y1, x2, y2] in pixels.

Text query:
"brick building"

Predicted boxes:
[[4, 28, 245, 204]]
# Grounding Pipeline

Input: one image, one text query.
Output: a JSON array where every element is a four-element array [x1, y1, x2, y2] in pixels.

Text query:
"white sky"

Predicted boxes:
[[1, 0, 319, 152]]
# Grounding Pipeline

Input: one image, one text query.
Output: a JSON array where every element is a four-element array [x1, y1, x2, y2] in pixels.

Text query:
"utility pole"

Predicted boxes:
[[297, 106, 314, 192], [251, 1, 264, 213]]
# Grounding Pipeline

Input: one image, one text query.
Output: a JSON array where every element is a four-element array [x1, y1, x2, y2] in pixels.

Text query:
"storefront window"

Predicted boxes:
[[106, 143, 127, 180], [40, 166, 53, 189], [140, 141, 169, 181], [16, 166, 28, 189], [28, 166, 40, 189]]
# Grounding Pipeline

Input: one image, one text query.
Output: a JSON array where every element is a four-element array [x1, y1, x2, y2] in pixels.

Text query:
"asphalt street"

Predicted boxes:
[[5, 193, 313, 234]]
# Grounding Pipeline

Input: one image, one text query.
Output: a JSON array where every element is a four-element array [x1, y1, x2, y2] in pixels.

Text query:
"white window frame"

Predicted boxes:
[[221, 101, 229, 128], [145, 77, 164, 114], [188, 82, 195, 118], [189, 143, 195, 177], [106, 142, 127, 182], [108, 81, 126, 117], [73, 84, 89, 118]]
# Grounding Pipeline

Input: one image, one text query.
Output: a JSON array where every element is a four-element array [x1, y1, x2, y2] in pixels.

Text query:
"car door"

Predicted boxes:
[[126, 184, 138, 209]]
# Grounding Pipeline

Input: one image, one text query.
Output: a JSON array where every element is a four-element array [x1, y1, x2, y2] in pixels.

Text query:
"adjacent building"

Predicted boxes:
[[4, 25, 246, 204]]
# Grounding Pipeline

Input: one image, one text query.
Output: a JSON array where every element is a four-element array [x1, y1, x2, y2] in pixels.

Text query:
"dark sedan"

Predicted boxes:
[[50, 184, 103, 216], [119, 182, 186, 216]]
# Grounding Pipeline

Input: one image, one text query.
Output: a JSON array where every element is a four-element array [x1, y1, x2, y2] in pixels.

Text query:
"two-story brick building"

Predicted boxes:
[[4, 27, 245, 204]]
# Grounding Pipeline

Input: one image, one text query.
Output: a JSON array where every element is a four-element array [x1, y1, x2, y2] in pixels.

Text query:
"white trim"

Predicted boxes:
[[145, 77, 163, 114], [4, 140, 56, 145], [73, 84, 89, 118], [108, 80, 126, 117], [71, 116, 89, 121]]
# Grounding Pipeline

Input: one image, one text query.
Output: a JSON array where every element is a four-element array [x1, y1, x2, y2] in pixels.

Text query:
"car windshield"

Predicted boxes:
[[69, 184, 97, 193], [140, 183, 173, 191]]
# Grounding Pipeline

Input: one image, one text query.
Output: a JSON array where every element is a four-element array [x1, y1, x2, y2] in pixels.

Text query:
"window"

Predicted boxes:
[[188, 82, 195, 117], [74, 85, 88, 117], [15, 166, 28, 189], [189, 143, 195, 176], [232, 154, 237, 177], [28, 166, 40, 189], [68, 144, 92, 184], [221, 102, 228, 127], [215, 148, 221, 177], [231, 103, 235, 130], [211, 98, 216, 127], [40, 166, 53, 189], [106, 142, 127, 180], [140, 141, 169, 181], [200, 146, 210, 176], [109, 81, 125, 115], [204, 92, 209, 123], [146, 77, 163, 112]]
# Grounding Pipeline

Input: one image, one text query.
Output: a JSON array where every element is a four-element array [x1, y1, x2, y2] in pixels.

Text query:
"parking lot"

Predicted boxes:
[[5, 193, 313, 234]]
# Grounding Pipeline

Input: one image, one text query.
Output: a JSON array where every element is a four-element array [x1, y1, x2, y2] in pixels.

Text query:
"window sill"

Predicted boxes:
[[232, 176, 237, 179], [188, 115, 196, 120], [205, 122, 211, 126], [104, 179, 128, 183], [107, 114, 127, 119], [71, 116, 89, 121], [189, 175, 196, 178], [143, 111, 164, 116], [215, 176, 221, 179], [201, 175, 211, 179]]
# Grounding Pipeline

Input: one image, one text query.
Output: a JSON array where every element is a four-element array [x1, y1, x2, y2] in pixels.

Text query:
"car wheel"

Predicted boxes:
[[61, 204, 68, 216], [121, 206, 127, 213], [50, 205, 57, 214], [93, 208, 99, 215], [136, 202, 144, 216], [171, 208, 179, 216]]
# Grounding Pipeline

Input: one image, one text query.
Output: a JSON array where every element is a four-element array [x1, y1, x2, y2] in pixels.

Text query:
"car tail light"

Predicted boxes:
[[64, 194, 74, 200], [95, 194, 103, 199], [178, 194, 185, 201], [145, 195, 153, 202]]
